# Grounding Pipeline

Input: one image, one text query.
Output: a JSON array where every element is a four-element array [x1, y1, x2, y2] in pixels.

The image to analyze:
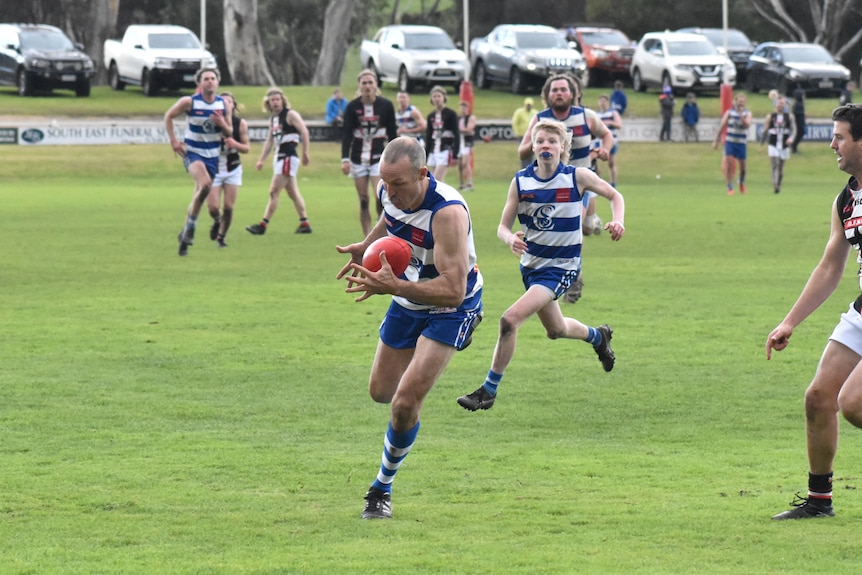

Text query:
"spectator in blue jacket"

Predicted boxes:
[[610, 80, 627, 116], [680, 92, 700, 142], [326, 89, 348, 139]]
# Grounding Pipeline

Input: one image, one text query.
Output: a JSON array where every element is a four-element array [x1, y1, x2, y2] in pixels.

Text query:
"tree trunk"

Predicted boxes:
[[85, 0, 120, 85], [223, 0, 276, 86], [311, 0, 360, 86]]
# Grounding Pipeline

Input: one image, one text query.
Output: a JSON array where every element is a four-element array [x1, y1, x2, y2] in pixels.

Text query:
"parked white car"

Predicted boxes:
[[630, 31, 736, 94], [104, 24, 217, 96], [360, 25, 469, 93]]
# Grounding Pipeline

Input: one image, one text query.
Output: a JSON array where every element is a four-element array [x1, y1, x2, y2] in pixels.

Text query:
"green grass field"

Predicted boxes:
[[4, 137, 862, 574]]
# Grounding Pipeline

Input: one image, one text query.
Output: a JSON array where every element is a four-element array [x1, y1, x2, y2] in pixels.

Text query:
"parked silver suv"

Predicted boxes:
[[630, 31, 735, 94]]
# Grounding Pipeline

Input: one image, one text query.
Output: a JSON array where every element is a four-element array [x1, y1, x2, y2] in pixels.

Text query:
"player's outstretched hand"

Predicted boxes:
[[606, 221, 625, 241], [342, 252, 400, 302], [765, 326, 791, 360]]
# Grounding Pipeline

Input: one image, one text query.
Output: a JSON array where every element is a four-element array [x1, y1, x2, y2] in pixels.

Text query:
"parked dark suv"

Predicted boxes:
[[0, 23, 94, 96]]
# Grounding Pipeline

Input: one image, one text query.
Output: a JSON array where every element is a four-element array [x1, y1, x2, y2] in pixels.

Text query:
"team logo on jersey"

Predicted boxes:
[[534, 205, 555, 230]]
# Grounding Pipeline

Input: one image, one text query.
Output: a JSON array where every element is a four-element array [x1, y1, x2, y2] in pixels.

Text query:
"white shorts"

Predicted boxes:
[[349, 162, 380, 179], [459, 146, 472, 159], [768, 146, 791, 161], [213, 165, 243, 187], [274, 155, 300, 178], [829, 302, 862, 357], [427, 150, 452, 167]]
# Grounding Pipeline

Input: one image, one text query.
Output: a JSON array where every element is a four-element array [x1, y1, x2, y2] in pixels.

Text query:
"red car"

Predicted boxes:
[[563, 26, 634, 86]]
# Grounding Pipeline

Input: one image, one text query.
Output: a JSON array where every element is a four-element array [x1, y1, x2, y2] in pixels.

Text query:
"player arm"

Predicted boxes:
[[290, 110, 311, 161], [517, 115, 539, 161], [760, 114, 773, 145], [712, 112, 729, 148], [497, 178, 527, 255], [781, 201, 850, 328], [395, 205, 469, 308], [767, 199, 851, 357], [226, 119, 250, 154], [412, 108, 427, 133], [576, 168, 625, 240], [164, 96, 191, 151]]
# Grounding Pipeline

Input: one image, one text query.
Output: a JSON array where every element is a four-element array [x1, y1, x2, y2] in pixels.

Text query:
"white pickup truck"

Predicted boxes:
[[360, 24, 469, 93], [104, 24, 218, 96]]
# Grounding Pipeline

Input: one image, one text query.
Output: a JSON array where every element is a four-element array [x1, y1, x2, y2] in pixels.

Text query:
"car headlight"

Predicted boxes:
[[29, 58, 49, 69], [155, 57, 172, 68], [788, 69, 804, 80], [675, 64, 693, 71], [83, 59, 94, 70], [592, 49, 608, 59], [205, 57, 218, 68]]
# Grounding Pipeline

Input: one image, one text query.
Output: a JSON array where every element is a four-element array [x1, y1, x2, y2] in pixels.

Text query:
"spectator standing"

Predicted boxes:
[[680, 92, 700, 143], [512, 97, 535, 168], [840, 81, 855, 107], [325, 88, 348, 140], [791, 88, 806, 153], [610, 80, 627, 116], [659, 84, 674, 142]]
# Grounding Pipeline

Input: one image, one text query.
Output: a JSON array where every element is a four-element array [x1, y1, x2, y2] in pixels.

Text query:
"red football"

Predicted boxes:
[[362, 236, 412, 276]]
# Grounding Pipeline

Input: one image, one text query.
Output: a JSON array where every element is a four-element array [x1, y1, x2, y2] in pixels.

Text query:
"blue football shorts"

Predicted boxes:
[[379, 296, 483, 351], [521, 265, 579, 300]]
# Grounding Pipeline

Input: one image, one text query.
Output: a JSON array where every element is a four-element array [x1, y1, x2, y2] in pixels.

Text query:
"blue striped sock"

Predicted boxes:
[[482, 370, 503, 396], [371, 421, 419, 494], [586, 326, 601, 346]]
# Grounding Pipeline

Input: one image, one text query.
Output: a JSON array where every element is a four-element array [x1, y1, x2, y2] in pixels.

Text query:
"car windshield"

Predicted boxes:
[[666, 40, 718, 57], [19, 28, 74, 51], [581, 30, 629, 45], [692, 30, 751, 49], [781, 45, 835, 64], [516, 31, 568, 50], [149, 33, 200, 50], [404, 32, 455, 50]]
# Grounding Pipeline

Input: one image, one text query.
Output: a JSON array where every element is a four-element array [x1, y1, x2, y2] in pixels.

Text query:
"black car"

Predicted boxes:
[[677, 27, 755, 82], [0, 23, 94, 96], [746, 42, 850, 97]]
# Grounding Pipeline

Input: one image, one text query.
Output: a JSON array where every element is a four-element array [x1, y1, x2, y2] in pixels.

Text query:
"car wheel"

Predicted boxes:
[[510, 67, 526, 95], [397, 66, 414, 93], [75, 79, 91, 97], [17, 68, 33, 96], [632, 68, 645, 92], [109, 62, 125, 90], [142, 68, 158, 97], [474, 61, 490, 89]]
